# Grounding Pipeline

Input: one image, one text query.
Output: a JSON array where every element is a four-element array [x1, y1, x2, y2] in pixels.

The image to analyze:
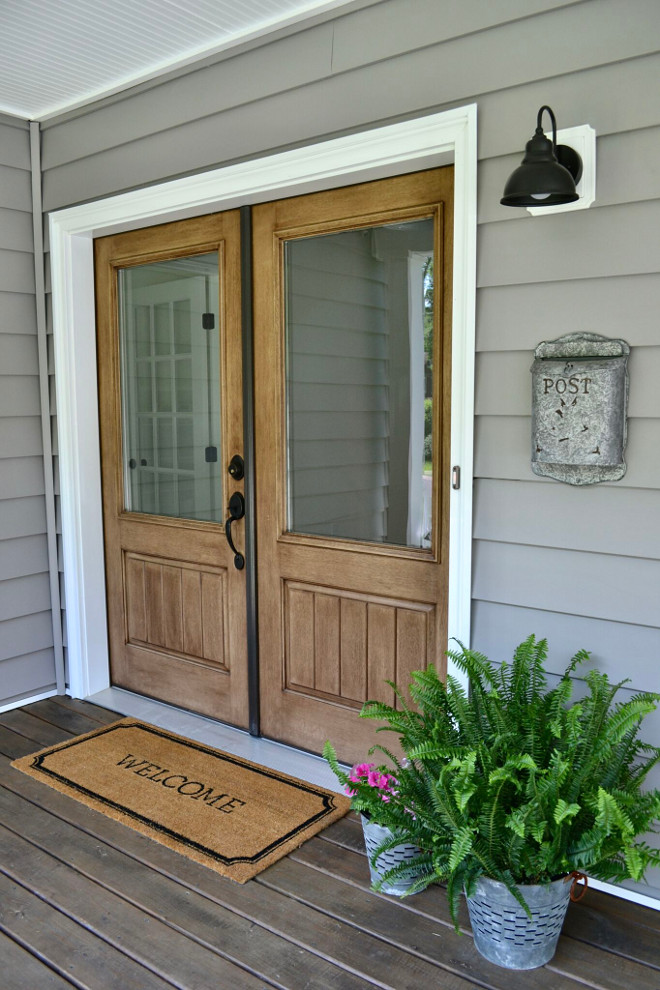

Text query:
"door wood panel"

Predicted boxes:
[[95, 213, 249, 727], [253, 168, 453, 762], [282, 581, 437, 711], [123, 552, 229, 668]]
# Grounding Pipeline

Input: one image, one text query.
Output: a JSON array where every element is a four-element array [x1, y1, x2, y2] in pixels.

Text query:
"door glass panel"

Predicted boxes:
[[285, 218, 434, 549], [118, 252, 223, 523]]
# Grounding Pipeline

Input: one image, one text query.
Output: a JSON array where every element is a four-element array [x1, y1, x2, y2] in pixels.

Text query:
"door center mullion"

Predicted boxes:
[[240, 205, 260, 738]]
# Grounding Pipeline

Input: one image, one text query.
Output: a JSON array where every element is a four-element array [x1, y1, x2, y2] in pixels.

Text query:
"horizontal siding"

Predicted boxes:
[[474, 480, 660, 559], [0, 121, 30, 169], [474, 417, 660, 490], [0, 116, 57, 707], [477, 201, 660, 288], [0, 333, 39, 373], [0, 534, 49, 582], [0, 163, 32, 212], [0, 375, 40, 416], [40, 23, 336, 171], [0, 613, 54, 663], [40, 31, 660, 210], [0, 650, 56, 706], [0, 495, 46, 540], [0, 416, 43, 458], [472, 541, 659, 628], [333, 0, 660, 74], [331, 0, 577, 68], [0, 456, 44, 499], [474, 51, 660, 159], [0, 573, 52, 621], [0, 208, 33, 253], [41, 5, 659, 168], [476, 274, 660, 352], [0, 249, 35, 295], [472, 601, 660, 694], [0, 291, 38, 335]]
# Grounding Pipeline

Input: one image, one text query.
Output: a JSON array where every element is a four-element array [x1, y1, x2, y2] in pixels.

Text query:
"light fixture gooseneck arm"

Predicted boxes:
[[536, 105, 557, 154]]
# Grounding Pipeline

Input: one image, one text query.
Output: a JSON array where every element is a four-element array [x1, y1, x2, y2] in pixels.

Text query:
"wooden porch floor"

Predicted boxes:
[[1, 697, 659, 989]]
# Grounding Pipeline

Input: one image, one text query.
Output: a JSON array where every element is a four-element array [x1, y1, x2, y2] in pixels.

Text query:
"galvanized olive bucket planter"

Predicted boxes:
[[360, 815, 423, 896], [466, 875, 573, 970]]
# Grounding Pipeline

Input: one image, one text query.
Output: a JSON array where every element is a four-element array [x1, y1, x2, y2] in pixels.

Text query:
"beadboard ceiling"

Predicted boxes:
[[0, 0, 360, 120]]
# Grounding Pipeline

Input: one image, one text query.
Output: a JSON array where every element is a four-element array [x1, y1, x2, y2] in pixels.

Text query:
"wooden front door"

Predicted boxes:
[[253, 168, 453, 762], [95, 212, 249, 728], [95, 168, 453, 759]]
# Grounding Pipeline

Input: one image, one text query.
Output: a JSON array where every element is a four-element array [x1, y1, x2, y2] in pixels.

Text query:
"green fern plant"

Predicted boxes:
[[349, 635, 660, 926]]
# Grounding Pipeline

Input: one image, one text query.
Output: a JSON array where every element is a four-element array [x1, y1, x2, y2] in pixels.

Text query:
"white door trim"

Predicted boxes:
[[51, 105, 477, 700]]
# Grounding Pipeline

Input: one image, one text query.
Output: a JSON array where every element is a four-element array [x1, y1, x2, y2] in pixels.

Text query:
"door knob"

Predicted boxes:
[[224, 491, 245, 570]]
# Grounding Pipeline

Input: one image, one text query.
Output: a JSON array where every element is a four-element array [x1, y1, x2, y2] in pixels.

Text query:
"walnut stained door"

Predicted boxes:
[[95, 213, 249, 727], [253, 168, 453, 762], [95, 169, 453, 758]]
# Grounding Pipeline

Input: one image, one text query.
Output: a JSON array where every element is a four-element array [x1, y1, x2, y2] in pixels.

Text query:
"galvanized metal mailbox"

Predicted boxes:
[[531, 332, 629, 485]]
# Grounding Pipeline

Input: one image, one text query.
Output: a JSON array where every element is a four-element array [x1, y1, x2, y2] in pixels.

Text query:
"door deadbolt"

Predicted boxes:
[[228, 454, 244, 480]]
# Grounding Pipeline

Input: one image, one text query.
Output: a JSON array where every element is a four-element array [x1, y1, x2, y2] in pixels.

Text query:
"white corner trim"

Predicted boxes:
[[50, 105, 477, 702], [447, 105, 477, 692], [527, 124, 596, 216]]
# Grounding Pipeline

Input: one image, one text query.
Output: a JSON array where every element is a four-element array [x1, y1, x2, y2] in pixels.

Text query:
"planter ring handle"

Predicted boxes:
[[565, 871, 588, 902]]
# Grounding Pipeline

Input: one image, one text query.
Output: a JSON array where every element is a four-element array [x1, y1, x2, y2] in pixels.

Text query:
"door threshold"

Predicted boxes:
[[85, 687, 345, 792]]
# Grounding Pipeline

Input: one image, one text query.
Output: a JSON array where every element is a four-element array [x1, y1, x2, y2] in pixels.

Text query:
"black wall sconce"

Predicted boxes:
[[501, 105, 584, 208]]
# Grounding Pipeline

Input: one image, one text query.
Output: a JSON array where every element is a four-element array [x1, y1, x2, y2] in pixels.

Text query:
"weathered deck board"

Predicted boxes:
[[287, 836, 660, 989], [1, 696, 659, 989], [0, 707, 80, 747], [0, 873, 177, 990], [20, 696, 116, 735], [0, 931, 78, 990]]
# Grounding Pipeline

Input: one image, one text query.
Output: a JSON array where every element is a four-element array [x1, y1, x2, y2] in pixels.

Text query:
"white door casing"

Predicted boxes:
[[50, 106, 478, 700]]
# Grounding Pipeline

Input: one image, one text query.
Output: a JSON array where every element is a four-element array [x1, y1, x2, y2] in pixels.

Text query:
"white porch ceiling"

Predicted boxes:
[[0, 0, 360, 120]]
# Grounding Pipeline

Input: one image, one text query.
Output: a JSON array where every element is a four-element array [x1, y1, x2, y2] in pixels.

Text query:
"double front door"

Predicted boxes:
[[95, 168, 453, 762]]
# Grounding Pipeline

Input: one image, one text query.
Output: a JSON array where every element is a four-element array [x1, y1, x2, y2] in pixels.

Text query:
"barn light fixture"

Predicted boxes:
[[501, 105, 583, 208]]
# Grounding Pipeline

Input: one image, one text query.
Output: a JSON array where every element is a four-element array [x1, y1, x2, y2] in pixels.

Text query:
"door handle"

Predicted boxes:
[[225, 491, 245, 570]]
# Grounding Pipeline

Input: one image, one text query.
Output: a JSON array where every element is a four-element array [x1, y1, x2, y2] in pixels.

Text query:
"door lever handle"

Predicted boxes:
[[225, 491, 245, 570]]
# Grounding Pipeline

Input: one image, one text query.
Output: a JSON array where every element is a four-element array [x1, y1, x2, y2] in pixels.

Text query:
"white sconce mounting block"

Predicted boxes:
[[527, 123, 596, 216]]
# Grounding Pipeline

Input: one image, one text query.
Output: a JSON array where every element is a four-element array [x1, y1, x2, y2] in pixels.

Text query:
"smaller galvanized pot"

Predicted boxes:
[[466, 875, 572, 970], [360, 815, 423, 896]]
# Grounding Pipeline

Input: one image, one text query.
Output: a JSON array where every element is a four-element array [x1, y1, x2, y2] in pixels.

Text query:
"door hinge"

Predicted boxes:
[[202, 312, 215, 330], [452, 465, 461, 490]]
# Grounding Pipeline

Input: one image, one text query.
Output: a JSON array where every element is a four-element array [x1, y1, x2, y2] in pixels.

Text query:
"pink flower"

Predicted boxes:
[[344, 758, 415, 816], [347, 761, 399, 801]]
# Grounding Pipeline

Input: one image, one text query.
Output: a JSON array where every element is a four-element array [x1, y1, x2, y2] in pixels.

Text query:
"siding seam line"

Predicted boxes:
[[471, 598, 660, 633], [474, 536, 660, 563], [472, 598, 660, 629]]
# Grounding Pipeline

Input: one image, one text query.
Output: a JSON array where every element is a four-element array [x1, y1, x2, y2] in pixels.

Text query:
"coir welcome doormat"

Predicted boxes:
[[11, 718, 350, 882]]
